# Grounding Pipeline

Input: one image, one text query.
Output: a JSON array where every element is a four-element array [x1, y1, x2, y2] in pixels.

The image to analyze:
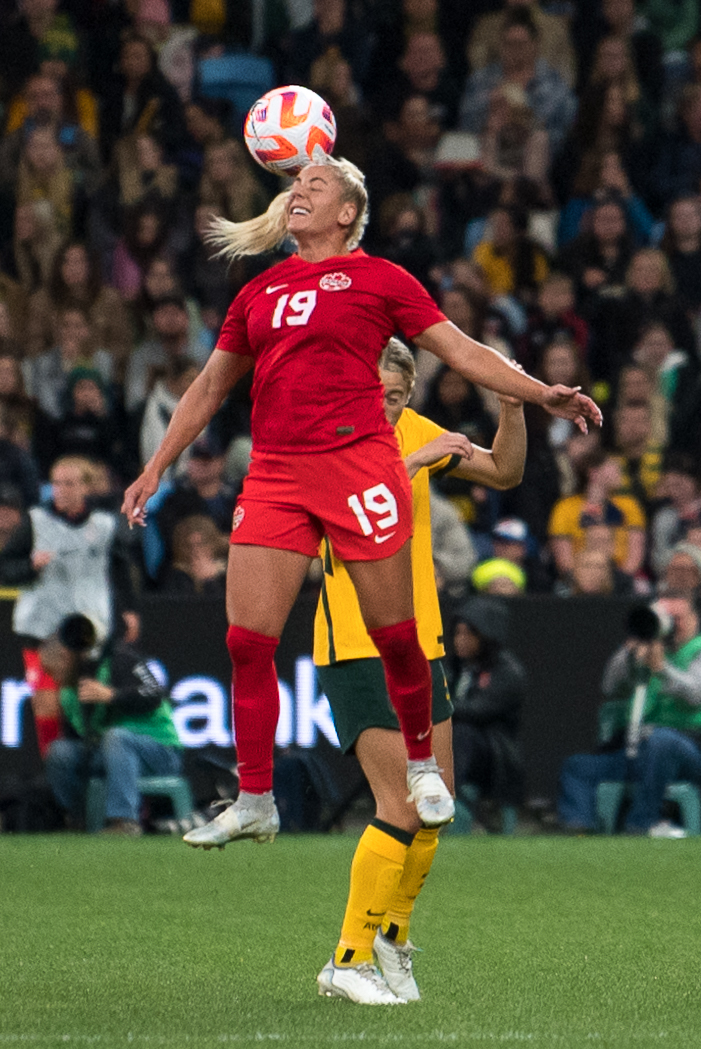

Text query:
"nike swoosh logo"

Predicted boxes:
[[266, 283, 288, 294], [366, 910, 384, 917], [417, 728, 432, 741], [374, 531, 396, 544]]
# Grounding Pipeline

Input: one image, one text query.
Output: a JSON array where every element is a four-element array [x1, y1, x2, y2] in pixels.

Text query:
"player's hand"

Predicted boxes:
[[542, 385, 603, 433], [413, 431, 474, 468], [31, 551, 53, 570], [121, 469, 160, 528]]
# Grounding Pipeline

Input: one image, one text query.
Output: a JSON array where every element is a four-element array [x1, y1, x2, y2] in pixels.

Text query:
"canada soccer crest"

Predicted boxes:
[[319, 272, 352, 291], [232, 505, 245, 530]]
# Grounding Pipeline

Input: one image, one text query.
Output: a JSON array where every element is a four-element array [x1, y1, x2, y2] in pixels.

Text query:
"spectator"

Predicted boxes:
[[572, 0, 664, 107], [471, 557, 527, 595], [309, 46, 372, 172], [609, 400, 663, 514], [141, 430, 239, 582], [0, 0, 84, 104], [23, 306, 113, 422], [556, 197, 635, 334], [650, 454, 701, 576], [480, 515, 552, 592], [558, 593, 701, 837], [139, 357, 199, 478], [42, 612, 182, 836], [198, 139, 269, 224], [660, 543, 701, 598], [33, 367, 126, 481], [650, 84, 701, 211], [0, 349, 36, 452], [10, 201, 64, 297], [125, 293, 210, 413], [556, 148, 654, 249], [414, 283, 487, 410], [532, 335, 591, 454], [365, 94, 441, 220], [25, 241, 131, 366], [159, 514, 228, 595], [285, 0, 372, 90], [15, 125, 75, 244], [99, 32, 187, 164], [131, 254, 210, 352], [0, 484, 24, 555], [629, 322, 693, 448], [458, 8, 577, 155], [557, 546, 616, 596], [447, 596, 526, 815], [660, 194, 701, 312], [186, 205, 238, 338], [373, 195, 437, 293], [109, 202, 180, 303], [0, 404, 40, 509], [0, 455, 140, 757], [548, 449, 646, 584], [430, 488, 476, 605], [590, 247, 696, 384], [477, 83, 552, 207], [467, 0, 577, 89], [180, 97, 229, 190], [555, 521, 635, 596], [0, 72, 101, 195], [374, 30, 463, 131], [518, 273, 589, 373], [472, 204, 549, 304]]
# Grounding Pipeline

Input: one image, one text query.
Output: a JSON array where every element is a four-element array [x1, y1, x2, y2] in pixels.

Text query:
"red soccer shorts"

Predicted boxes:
[[230, 433, 413, 561], [23, 648, 59, 691]]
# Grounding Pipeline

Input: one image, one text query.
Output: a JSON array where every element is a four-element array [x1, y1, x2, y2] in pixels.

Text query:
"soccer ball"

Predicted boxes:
[[244, 85, 337, 176]]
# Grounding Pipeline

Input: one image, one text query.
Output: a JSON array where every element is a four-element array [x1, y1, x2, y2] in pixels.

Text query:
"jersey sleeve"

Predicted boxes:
[[380, 262, 447, 339], [215, 290, 254, 357]]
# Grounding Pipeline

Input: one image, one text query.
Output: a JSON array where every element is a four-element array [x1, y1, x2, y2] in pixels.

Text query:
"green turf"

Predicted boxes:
[[1, 835, 700, 1048]]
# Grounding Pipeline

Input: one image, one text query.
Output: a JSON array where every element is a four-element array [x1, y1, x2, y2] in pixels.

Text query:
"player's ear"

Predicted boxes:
[[338, 200, 357, 230]]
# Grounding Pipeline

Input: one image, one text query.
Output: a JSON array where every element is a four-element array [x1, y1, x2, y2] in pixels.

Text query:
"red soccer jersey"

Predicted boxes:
[[215, 249, 446, 453]]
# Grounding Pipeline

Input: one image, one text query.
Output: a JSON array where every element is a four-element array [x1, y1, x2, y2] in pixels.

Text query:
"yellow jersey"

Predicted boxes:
[[313, 408, 455, 665]]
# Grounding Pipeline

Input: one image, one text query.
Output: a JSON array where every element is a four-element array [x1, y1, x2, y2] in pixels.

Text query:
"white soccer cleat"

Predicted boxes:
[[373, 930, 421, 1001], [648, 820, 687, 839], [317, 958, 406, 1005], [406, 756, 455, 826], [182, 796, 279, 849]]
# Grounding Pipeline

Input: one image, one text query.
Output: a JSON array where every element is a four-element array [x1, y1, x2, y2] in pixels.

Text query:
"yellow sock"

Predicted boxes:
[[382, 826, 439, 945], [334, 820, 412, 967]]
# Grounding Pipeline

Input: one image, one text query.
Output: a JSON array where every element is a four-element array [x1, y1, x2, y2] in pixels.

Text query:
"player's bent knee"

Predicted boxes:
[[226, 624, 279, 667]]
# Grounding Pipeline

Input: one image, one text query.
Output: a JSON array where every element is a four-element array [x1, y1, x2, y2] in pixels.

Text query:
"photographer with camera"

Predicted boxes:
[[558, 594, 701, 837], [41, 613, 183, 836]]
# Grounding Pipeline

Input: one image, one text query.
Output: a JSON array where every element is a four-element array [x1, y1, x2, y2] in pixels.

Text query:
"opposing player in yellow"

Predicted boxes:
[[315, 338, 527, 1004]]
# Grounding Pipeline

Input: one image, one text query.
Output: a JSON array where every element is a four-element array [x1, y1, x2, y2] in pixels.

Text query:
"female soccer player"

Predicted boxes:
[[314, 339, 527, 1005], [122, 157, 601, 850]]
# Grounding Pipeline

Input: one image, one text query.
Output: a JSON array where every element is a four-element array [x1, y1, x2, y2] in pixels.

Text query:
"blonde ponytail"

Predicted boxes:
[[206, 190, 291, 261], [205, 156, 369, 261]]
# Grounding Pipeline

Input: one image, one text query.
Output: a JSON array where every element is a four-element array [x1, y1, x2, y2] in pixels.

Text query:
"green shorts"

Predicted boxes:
[[316, 657, 453, 754]]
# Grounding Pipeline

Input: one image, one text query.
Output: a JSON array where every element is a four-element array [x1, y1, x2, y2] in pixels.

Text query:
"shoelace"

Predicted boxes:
[[391, 940, 420, 973], [354, 963, 394, 990]]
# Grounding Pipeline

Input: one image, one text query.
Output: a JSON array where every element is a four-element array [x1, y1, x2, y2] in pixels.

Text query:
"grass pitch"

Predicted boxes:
[[1, 834, 700, 1048]]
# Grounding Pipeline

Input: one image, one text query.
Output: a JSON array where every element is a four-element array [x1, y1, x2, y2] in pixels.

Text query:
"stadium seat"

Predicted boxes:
[[85, 775, 194, 833], [197, 53, 274, 126], [596, 779, 701, 835], [446, 783, 518, 835]]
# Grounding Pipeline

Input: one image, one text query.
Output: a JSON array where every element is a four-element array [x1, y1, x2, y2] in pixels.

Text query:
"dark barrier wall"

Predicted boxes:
[[0, 594, 633, 801]]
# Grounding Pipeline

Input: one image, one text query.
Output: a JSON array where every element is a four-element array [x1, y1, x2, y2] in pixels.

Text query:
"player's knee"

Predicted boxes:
[[226, 624, 278, 668]]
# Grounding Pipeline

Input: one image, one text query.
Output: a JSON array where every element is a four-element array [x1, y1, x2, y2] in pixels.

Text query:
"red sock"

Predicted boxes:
[[226, 625, 280, 794], [368, 618, 432, 760]]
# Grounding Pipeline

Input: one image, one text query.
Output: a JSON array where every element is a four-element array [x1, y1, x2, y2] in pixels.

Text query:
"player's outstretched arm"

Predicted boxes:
[[415, 321, 602, 432], [122, 350, 253, 527], [452, 397, 527, 490]]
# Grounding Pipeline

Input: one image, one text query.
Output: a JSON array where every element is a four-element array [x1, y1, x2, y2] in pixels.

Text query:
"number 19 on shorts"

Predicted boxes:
[[348, 484, 398, 543]]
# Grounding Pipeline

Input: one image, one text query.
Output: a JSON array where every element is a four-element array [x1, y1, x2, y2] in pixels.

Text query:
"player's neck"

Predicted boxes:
[[295, 233, 352, 264]]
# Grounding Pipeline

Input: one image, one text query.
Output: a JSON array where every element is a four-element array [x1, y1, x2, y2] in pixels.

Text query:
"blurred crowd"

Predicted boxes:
[[2, 0, 701, 602]]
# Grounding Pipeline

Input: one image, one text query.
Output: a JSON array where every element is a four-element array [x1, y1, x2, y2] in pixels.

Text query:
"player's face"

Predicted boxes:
[[380, 368, 411, 426], [287, 165, 357, 242]]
